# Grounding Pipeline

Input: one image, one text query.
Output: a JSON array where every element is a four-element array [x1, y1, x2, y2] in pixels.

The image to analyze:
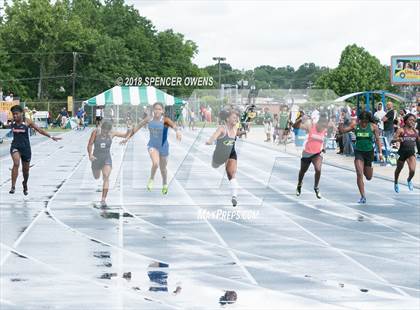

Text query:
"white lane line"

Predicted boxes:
[[1, 130, 91, 186], [191, 142, 420, 244], [0, 152, 87, 268], [265, 158, 420, 242], [117, 142, 127, 310], [123, 129, 260, 286], [241, 140, 419, 208], [0, 243, 180, 309], [179, 142, 418, 296], [0, 298, 16, 306], [37, 130, 416, 306], [228, 144, 420, 242], [118, 134, 419, 303], [102, 205, 420, 297], [234, 156, 412, 298]]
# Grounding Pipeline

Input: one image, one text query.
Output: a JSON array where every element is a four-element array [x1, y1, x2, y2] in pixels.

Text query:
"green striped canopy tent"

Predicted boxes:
[[84, 85, 185, 106]]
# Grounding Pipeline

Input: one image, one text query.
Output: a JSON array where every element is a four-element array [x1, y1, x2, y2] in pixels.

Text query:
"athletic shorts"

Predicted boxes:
[[10, 145, 31, 162], [148, 143, 169, 157], [91, 155, 112, 170], [354, 149, 374, 167], [212, 149, 237, 168], [397, 149, 415, 162], [96, 116, 102, 122], [301, 152, 321, 164], [264, 123, 272, 134]]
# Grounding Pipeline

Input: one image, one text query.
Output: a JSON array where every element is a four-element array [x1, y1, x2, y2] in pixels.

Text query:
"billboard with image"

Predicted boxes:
[[390, 55, 420, 85]]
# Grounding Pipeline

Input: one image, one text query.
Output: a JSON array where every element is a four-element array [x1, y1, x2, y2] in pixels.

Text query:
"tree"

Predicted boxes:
[[315, 44, 390, 96], [0, 0, 203, 102]]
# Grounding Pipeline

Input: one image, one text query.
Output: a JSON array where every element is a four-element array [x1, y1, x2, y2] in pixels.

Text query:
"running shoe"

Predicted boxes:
[[147, 178, 154, 191], [100, 200, 107, 208], [358, 197, 367, 204], [408, 180, 414, 191], [314, 187, 322, 199], [231, 196, 238, 207], [22, 182, 28, 196], [296, 184, 302, 196], [394, 183, 400, 193], [9, 187, 15, 194], [162, 184, 168, 195]]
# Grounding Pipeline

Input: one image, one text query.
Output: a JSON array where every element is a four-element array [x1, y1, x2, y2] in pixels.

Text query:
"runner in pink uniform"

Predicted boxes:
[[296, 113, 329, 199]]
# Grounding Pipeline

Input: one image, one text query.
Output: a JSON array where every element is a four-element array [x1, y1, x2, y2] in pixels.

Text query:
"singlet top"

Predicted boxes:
[[214, 125, 236, 156], [11, 121, 30, 148], [93, 129, 112, 157], [355, 123, 374, 152], [148, 116, 168, 149], [399, 128, 418, 152], [304, 125, 327, 154]]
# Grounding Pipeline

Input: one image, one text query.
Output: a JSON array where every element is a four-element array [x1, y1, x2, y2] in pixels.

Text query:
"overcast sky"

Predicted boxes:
[[129, 0, 420, 70]]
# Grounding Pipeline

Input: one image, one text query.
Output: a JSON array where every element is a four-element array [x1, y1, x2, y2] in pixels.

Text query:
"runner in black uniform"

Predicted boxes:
[[206, 109, 242, 207], [87, 121, 130, 207], [392, 113, 419, 192], [9, 105, 61, 195]]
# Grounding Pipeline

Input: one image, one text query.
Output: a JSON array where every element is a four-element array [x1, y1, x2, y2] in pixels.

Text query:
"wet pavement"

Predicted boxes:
[[0, 128, 419, 309]]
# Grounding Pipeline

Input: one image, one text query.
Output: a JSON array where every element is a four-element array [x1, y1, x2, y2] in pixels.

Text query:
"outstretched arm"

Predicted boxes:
[[206, 126, 224, 145], [339, 120, 356, 134], [28, 119, 61, 141], [111, 128, 132, 139], [164, 117, 182, 141], [123, 117, 150, 142], [299, 119, 312, 132]]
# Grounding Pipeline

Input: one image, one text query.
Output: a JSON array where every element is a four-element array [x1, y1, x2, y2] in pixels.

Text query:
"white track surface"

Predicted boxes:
[[1, 128, 419, 309]]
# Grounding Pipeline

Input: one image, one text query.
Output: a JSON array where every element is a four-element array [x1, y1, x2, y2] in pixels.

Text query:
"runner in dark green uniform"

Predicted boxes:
[[262, 108, 273, 142], [339, 111, 383, 204], [277, 106, 289, 144]]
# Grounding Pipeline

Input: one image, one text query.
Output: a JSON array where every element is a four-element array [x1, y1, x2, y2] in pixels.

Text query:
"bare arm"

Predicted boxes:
[[164, 117, 182, 141], [299, 119, 312, 132], [391, 128, 404, 143], [372, 124, 383, 159], [111, 128, 131, 139], [339, 120, 356, 134], [127, 117, 150, 139], [28, 119, 61, 141], [87, 129, 97, 161], [206, 126, 224, 145]]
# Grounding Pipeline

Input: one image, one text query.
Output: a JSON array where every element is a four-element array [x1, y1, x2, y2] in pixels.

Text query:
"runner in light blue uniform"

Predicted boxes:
[[123, 102, 181, 194], [148, 115, 169, 157]]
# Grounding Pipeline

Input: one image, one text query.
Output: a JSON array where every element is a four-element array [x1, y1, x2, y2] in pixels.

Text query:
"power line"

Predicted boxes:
[[1, 51, 93, 56], [0, 75, 71, 82]]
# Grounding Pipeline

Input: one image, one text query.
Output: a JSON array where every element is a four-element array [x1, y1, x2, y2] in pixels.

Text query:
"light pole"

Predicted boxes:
[[213, 56, 226, 100]]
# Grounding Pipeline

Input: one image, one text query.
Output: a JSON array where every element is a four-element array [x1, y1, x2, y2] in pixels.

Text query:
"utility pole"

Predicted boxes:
[[72, 52, 77, 115]]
